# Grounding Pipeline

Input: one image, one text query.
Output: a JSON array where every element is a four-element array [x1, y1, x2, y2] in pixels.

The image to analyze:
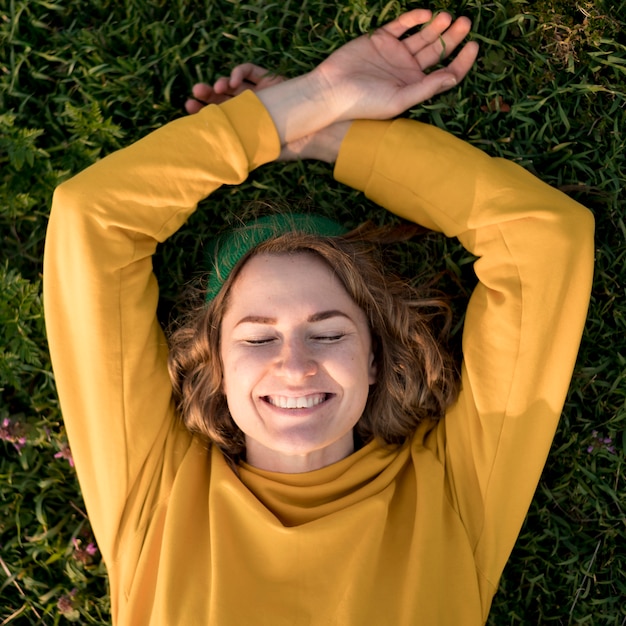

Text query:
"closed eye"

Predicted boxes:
[[243, 338, 276, 345], [313, 334, 345, 342]]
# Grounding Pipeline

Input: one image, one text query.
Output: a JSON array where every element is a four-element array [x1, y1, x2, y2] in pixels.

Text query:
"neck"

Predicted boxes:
[[244, 434, 355, 473]]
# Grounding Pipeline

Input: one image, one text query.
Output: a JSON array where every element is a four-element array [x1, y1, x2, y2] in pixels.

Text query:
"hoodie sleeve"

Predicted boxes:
[[335, 118, 594, 606], [43, 92, 281, 564]]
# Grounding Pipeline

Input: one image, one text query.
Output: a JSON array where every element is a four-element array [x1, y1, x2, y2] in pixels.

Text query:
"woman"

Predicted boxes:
[[43, 9, 594, 625]]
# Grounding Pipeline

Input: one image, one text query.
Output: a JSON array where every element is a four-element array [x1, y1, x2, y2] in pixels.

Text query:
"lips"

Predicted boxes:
[[263, 393, 330, 409]]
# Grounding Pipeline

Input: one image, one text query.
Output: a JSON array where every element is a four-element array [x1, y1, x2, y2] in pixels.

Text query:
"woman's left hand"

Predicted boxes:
[[254, 9, 478, 145], [309, 9, 478, 123]]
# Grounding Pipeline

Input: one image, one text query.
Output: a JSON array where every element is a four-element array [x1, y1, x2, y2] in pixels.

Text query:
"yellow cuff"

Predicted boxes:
[[218, 91, 281, 170], [333, 120, 393, 192]]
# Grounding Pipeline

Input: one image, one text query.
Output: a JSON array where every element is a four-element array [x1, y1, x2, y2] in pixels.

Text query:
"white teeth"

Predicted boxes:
[[266, 394, 327, 409]]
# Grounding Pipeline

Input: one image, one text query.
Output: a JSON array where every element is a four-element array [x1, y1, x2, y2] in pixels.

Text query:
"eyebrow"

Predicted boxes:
[[235, 310, 351, 327]]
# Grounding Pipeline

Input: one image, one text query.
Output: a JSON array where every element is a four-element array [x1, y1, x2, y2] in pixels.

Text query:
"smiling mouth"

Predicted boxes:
[[263, 393, 331, 409]]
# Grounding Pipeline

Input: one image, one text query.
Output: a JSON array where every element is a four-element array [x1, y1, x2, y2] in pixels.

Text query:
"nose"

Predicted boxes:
[[276, 337, 317, 380]]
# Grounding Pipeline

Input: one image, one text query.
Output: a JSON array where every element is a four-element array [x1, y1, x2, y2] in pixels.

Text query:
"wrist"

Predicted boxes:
[[256, 72, 335, 145], [277, 122, 351, 163]]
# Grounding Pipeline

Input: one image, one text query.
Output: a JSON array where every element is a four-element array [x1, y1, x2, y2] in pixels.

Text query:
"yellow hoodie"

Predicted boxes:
[[44, 91, 594, 625]]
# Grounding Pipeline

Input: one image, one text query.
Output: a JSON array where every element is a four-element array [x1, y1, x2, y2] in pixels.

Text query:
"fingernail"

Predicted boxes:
[[442, 77, 457, 88]]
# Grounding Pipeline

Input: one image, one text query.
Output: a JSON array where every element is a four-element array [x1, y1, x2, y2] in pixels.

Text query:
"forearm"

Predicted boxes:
[[55, 93, 280, 251], [336, 118, 593, 236], [257, 73, 337, 147], [255, 9, 477, 150]]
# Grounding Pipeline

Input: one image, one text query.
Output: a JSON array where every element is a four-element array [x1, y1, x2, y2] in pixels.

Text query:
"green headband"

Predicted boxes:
[[205, 214, 348, 303]]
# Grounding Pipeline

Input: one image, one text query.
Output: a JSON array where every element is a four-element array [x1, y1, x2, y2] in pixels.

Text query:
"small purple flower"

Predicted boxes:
[[0, 418, 27, 452], [586, 430, 618, 456], [57, 588, 79, 619], [54, 444, 74, 467], [57, 595, 73, 614], [72, 537, 98, 564]]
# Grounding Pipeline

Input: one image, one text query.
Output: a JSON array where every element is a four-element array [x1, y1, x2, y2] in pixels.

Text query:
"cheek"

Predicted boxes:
[[220, 356, 239, 400], [221, 350, 265, 400], [331, 347, 374, 389], [220, 364, 253, 430]]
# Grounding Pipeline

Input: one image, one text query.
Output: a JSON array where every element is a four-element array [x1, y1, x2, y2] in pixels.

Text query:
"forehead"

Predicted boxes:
[[224, 252, 359, 317]]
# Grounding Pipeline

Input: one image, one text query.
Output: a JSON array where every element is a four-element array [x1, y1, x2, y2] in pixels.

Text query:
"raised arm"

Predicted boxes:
[[43, 94, 281, 563], [334, 119, 594, 609]]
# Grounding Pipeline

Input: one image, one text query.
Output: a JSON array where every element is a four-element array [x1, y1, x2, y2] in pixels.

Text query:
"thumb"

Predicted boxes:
[[397, 72, 458, 110]]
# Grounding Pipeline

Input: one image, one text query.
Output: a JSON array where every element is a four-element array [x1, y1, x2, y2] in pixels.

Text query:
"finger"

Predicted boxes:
[[191, 83, 214, 102], [395, 41, 479, 109], [230, 63, 271, 88], [426, 41, 480, 95], [213, 76, 231, 94], [380, 8, 433, 38], [184, 98, 205, 115], [190, 83, 231, 106], [443, 40, 480, 85], [400, 11, 453, 56], [414, 16, 473, 70]]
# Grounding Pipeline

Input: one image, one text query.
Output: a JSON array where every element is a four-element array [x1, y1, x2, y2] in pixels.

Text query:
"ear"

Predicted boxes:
[[368, 350, 377, 385]]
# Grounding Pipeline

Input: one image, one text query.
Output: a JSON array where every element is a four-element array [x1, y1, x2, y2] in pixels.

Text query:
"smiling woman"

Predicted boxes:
[[43, 7, 594, 626], [220, 252, 376, 473]]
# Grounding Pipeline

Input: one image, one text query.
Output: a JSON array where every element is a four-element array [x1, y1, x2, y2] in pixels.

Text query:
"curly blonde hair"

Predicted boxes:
[[167, 221, 460, 463]]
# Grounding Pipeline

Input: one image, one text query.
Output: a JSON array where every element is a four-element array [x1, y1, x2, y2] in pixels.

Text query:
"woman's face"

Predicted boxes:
[[219, 252, 376, 473]]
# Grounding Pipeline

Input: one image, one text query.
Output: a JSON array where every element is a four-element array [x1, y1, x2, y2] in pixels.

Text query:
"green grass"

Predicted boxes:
[[1, 0, 625, 623]]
